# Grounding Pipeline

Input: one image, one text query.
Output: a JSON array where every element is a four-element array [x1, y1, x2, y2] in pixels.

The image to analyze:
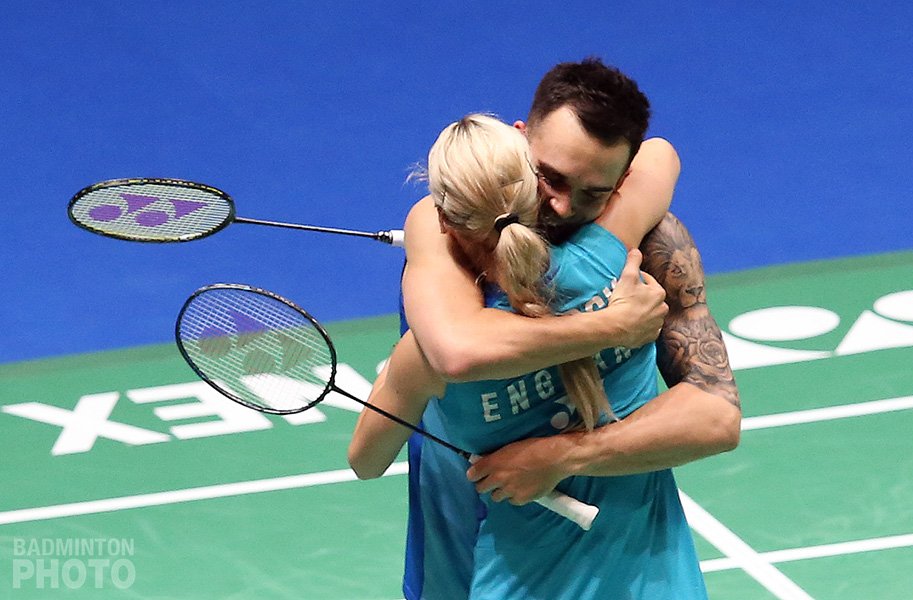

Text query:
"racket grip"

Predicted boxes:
[[469, 454, 598, 531], [388, 229, 405, 248], [535, 491, 598, 531]]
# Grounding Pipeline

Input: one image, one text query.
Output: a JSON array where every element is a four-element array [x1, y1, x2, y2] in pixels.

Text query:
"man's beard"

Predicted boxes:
[[542, 221, 578, 245], [538, 203, 580, 244]]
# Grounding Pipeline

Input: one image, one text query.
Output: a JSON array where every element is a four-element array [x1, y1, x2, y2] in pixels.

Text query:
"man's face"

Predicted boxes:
[[518, 106, 631, 238]]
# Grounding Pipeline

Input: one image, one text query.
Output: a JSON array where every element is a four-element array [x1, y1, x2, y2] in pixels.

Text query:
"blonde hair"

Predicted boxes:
[[427, 113, 610, 430]]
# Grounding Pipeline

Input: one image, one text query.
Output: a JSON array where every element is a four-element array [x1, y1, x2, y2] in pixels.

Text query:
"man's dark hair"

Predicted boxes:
[[528, 57, 651, 158]]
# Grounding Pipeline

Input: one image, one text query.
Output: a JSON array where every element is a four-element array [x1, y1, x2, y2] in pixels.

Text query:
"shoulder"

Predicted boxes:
[[640, 212, 707, 310], [406, 194, 436, 221], [639, 137, 680, 165], [640, 212, 699, 269], [552, 223, 628, 274], [562, 222, 627, 254], [404, 195, 438, 238], [403, 195, 449, 264]]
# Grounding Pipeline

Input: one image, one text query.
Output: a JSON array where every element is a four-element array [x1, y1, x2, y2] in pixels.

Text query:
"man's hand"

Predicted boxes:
[[466, 213, 741, 499], [466, 436, 572, 505], [605, 249, 668, 348]]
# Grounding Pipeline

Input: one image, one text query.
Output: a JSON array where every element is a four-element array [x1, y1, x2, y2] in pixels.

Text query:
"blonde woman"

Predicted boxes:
[[349, 114, 704, 599], [428, 113, 610, 430]]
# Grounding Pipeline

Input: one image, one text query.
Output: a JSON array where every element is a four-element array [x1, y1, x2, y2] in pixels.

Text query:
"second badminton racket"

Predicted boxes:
[[175, 283, 598, 530], [69, 178, 404, 246]]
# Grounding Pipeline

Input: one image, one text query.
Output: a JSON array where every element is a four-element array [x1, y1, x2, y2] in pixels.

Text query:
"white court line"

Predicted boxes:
[[2, 395, 910, 527], [1, 392, 911, 592], [0, 462, 409, 526], [685, 393, 913, 598], [741, 395, 913, 431], [680, 492, 814, 600], [701, 533, 913, 572]]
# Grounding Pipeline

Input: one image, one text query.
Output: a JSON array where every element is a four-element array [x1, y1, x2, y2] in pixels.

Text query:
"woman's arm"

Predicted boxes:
[[596, 137, 681, 249], [466, 213, 741, 504], [402, 139, 678, 382], [348, 331, 445, 479]]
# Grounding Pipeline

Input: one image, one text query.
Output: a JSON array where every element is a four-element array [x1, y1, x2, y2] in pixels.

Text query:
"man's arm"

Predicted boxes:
[[643, 212, 739, 407], [403, 139, 677, 382], [467, 212, 741, 504]]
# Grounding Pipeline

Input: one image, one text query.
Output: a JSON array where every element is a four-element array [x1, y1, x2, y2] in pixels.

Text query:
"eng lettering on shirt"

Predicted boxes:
[[479, 369, 558, 423]]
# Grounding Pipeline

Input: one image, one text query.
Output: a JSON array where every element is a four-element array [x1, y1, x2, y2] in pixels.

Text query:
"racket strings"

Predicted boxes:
[[174, 284, 599, 529], [71, 182, 231, 241], [179, 288, 333, 412]]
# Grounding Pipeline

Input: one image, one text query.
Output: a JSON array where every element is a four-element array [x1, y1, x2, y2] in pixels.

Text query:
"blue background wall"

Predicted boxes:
[[3, 1, 911, 363]]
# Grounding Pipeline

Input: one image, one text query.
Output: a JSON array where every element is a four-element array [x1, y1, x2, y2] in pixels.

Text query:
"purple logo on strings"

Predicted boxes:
[[88, 193, 207, 227], [194, 308, 310, 375]]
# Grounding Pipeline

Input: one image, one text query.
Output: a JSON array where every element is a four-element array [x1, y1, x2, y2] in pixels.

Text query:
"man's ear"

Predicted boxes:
[[513, 120, 527, 135]]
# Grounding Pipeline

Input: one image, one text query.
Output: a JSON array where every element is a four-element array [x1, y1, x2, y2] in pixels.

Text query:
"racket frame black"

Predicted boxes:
[[175, 283, 471, 458], [175, 283, 335, 415], [68, 178, 236, 243], [68, 177, 404, 245]]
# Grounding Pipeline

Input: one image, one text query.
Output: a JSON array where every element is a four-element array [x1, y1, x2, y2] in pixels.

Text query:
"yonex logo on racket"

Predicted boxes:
[[197, 322, 313, 375], [68, 178, 405, 246], [87, 192, 207, 228], [67, 179, 405, 248], [68, 179, 234, 243], [194, 310, 313, 376], [175, 285, 336, 414]]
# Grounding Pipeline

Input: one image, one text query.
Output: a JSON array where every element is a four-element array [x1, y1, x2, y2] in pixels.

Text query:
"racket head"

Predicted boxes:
[[68, 178, 236, 242], [175, 284, 338, 414]]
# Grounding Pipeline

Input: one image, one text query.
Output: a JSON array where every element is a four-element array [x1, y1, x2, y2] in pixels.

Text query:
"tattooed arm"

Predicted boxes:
[[467, 212, 741, 504], [642, 212, 740, 408]]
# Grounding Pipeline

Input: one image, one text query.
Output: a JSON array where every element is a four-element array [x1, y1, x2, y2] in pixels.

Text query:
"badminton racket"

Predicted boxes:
[[175, 283, 598, 530], [68, 178, 404, 246]]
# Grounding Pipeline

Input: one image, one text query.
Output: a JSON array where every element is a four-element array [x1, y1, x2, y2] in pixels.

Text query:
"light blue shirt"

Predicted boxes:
[[402, 223, 706, 599]]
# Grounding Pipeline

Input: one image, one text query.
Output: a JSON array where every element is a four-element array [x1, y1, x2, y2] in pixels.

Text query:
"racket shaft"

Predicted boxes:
[[234, 216, 403, 246], [342, 383, 601, 530], [334, 387, 470, 458]]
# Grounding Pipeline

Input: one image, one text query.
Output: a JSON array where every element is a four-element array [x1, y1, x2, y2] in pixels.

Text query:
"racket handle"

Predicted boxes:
[[535, 491, 598, 531], [382, 229, 405, 248], [469, 454, 598, 531]]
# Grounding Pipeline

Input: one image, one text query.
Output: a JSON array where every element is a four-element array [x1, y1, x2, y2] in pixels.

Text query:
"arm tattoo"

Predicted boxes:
[[640, 213, 740, 409]]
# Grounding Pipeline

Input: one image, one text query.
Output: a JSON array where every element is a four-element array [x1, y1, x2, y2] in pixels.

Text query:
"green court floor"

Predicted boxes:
[[2, 251, 912, 599]]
